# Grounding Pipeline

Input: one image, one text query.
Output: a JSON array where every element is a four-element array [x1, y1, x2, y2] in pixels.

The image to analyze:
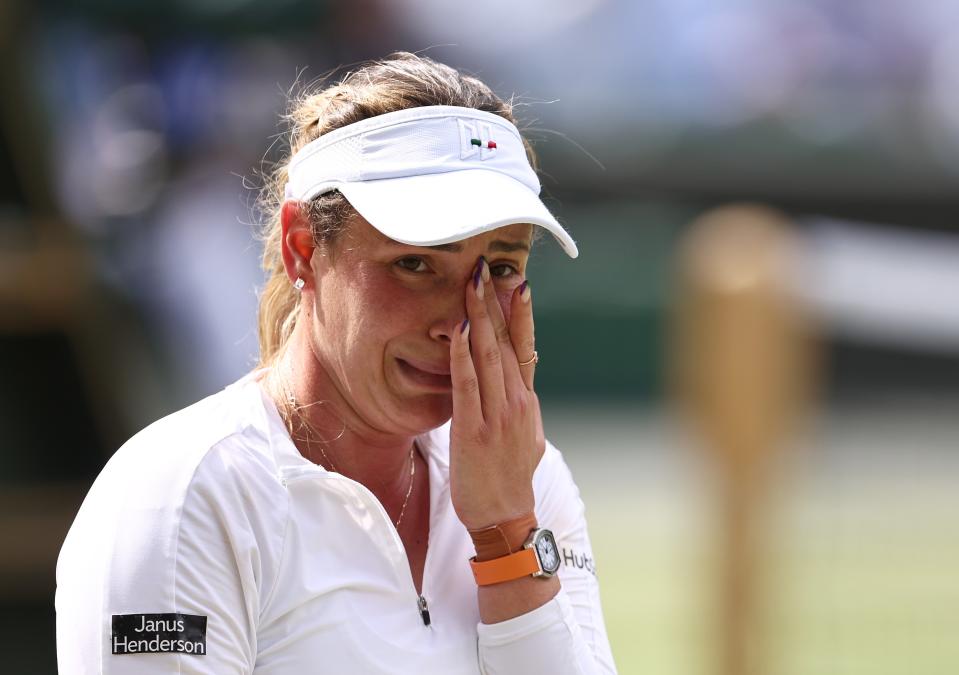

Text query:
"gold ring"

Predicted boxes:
[[518, 351, 538, 367]]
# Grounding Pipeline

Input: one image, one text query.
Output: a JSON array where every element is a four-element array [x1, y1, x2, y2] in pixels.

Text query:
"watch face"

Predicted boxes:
[[534, 530, 561, 575]]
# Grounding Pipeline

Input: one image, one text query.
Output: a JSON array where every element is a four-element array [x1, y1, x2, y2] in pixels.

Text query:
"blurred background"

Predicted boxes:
[[1, 0, 958, 672]]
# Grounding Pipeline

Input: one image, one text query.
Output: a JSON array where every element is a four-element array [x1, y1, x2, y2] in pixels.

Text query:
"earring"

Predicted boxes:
[[293, 277, 305, 291]]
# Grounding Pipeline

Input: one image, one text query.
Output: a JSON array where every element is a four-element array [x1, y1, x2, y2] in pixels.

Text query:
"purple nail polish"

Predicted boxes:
[[460, 318, 469, 334], [473, 267, 482, 290], [519, 280, 529, 295]]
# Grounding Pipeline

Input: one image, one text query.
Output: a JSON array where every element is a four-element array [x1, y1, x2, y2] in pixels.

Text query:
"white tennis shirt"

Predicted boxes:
[[56, 370, 617, 673]]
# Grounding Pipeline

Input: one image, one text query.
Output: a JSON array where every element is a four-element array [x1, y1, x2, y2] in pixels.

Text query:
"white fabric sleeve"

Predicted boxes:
[[56, 432, 285, 674], [476, 440, 618, 674]]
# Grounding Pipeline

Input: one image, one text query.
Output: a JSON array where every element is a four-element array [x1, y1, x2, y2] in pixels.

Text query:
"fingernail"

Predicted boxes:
[[473, 267, 484, 299], [480, 257, 490, 283], [460, 318, 470, 339], [520, 280, 531, 303]]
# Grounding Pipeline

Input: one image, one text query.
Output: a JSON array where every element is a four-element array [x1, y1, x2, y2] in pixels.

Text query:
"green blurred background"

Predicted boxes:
[[2, 0, 958, 672]]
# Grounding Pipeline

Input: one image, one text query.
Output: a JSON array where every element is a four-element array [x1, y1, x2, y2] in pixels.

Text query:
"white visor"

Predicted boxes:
[[284, 105, 578, 258]]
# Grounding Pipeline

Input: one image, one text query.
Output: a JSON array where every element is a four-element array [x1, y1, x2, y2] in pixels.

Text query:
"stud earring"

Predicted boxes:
[[293, 277, 305, 290]]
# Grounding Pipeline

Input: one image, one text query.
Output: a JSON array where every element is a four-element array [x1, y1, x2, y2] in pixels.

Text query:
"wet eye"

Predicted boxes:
[[490, 263, 519, 278], [395, 257, 429, 273]]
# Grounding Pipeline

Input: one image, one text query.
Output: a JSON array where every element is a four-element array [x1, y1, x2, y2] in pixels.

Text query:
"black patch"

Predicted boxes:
[[111, 613, 207, 655]]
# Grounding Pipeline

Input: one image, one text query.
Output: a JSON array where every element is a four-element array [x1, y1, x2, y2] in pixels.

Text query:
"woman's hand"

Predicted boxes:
[[448, 257, 546, 531]]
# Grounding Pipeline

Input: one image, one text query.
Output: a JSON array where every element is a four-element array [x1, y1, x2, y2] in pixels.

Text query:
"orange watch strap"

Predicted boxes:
[[470, 547, 540, 586]]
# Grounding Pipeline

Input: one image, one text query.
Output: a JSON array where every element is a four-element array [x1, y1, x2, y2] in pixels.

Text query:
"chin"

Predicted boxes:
[[402, 395, 453, 434]]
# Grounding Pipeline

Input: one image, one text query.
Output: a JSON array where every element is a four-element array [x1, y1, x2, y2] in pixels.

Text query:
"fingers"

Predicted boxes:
[[449, 317, 482, 425], [509, 280, 536, 391], [475, 259, 527, 399], [466, 258, 507, 417]]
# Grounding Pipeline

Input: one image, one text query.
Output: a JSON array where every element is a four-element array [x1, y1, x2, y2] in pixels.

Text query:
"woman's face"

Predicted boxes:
[[307, 216, 533, 436]]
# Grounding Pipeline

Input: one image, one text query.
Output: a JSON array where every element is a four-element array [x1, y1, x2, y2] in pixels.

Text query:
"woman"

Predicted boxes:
[[56, 52, 617, 674]]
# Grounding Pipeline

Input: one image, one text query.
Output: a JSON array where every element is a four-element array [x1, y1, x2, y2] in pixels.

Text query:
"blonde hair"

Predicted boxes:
[[255, 52, 538, 368]]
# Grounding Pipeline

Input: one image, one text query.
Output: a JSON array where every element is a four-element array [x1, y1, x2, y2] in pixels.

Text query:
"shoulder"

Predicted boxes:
[[57, 374, 288, 596], [56, 374, 284, 671], [94, 374, 280, 506]]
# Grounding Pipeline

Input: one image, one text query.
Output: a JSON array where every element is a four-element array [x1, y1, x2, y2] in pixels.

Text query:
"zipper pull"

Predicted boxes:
[[417, 595, 431, 627]]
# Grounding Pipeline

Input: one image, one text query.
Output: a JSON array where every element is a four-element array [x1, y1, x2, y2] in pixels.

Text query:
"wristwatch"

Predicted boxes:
[[470, 528, 561, 586]]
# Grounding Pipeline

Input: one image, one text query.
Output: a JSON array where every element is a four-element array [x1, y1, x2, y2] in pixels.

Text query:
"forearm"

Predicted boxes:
[[477, 585, 617, 674], [477, 574, 560, 624]]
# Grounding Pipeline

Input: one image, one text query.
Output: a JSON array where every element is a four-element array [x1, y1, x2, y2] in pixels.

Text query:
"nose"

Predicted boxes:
[[427, 277, 470, 344], [428, 304, 467, 344]]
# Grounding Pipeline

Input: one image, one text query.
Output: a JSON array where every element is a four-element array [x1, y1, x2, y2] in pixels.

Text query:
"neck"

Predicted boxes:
[[267, 324, 419, 500]]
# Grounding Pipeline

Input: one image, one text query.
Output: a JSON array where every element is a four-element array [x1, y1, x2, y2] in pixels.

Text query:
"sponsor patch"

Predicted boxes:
[[111, 613, 207, 655]]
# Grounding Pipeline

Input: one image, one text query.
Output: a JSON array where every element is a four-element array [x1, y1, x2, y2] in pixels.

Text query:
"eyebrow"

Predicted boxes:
[[388, 239, 531, 253]]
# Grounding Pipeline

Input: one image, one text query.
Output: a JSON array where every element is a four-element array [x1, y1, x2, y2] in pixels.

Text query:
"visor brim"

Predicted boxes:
[[333, 169, 578, 258]]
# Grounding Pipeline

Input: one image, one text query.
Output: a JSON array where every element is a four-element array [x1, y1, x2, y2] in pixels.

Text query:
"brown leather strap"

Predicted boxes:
[[467, 512, 538, 562]]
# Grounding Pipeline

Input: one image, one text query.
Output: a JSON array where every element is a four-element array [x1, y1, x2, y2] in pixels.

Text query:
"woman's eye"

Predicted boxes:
[[395, 257, 429, 273], [490, 263, 519, 278]]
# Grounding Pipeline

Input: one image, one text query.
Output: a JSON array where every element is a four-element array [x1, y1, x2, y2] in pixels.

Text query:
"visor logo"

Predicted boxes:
[[458, 119, 497, 161]]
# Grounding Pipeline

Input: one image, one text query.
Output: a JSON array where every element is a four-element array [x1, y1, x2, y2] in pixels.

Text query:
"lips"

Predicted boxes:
[[397, 357, 452, 391]]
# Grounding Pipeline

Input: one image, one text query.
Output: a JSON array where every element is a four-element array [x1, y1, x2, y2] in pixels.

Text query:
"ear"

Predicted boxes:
[[280, 200, 316, 288]]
